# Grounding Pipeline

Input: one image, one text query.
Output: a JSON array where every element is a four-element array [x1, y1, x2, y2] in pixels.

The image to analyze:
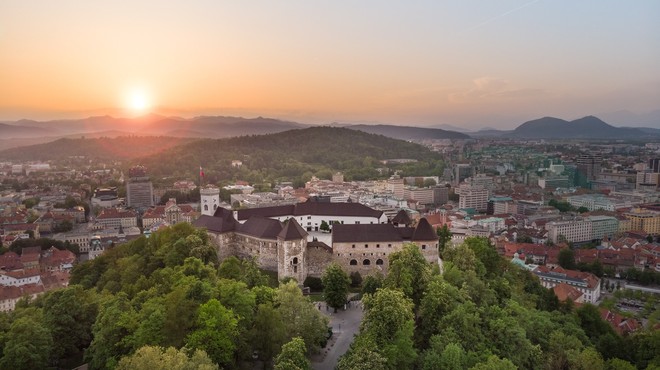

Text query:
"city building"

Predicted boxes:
[[576, 153, 603, 187], [453, 164, 473, 186], [546, 219, 593, 244], [457, 183, 489, 212], [533, 266, 601, 304], [126, 166, 154, 210], [387, 177, 405, 199], [142, 199, 198, 229], [95, 208, 138, 230], [587, 216, 619, 241], [624, 208, 660, 235], [91, 187, 121, 208]]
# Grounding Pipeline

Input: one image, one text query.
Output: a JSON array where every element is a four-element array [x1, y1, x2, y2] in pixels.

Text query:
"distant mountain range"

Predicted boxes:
[[472, 116, 660, 139], [1, 114, 659, 152], [0, 115, 470, 150], [0, 114, 308, 139]]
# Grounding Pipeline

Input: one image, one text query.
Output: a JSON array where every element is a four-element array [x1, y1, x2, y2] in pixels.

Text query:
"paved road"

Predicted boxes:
[[311, 301, 364, 370]]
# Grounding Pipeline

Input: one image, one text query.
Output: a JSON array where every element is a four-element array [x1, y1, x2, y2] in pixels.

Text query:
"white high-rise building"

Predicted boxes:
[[457, 183, 489, 212], [200, 186, 220, 216]]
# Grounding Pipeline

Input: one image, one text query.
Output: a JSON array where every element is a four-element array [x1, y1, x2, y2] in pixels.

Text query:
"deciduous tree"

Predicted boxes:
[[322, 263, 351, 312]]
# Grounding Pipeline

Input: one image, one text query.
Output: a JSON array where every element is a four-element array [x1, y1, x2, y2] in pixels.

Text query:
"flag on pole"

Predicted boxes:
[[200, 166, 204, 177]]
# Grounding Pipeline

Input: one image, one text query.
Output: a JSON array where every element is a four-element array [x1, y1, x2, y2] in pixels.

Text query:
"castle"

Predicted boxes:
[[193, 201, 439, 281]]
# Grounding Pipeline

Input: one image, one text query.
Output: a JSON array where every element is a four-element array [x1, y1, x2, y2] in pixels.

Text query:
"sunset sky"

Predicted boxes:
[[1, 1, 659, 128]]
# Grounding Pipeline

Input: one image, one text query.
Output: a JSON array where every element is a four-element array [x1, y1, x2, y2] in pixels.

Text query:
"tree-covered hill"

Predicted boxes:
[[0, 223, 329, 369], [136, 126, 445, 184], [338, 238, 660, 369], [0, 127, 444, 184]]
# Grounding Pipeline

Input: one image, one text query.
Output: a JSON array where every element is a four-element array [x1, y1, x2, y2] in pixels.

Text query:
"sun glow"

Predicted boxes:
[[124, 88, 152, 115]]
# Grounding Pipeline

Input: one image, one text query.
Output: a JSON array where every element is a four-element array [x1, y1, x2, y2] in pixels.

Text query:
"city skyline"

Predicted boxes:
[[1, 0, 659, 129]]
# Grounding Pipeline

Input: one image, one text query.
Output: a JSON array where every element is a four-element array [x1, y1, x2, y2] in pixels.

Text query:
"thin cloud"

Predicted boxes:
[[449, 77, 545, 102], [466, 0, 542, 32]]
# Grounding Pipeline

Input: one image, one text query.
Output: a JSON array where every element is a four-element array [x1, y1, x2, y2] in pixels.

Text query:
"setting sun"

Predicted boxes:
[[125, 88, 152, 115]]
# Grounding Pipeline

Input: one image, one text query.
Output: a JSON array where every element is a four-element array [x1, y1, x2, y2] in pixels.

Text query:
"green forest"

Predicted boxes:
[[338, 239, 660, 370], [0, 127, 445, 186], [0, 223, 329, 370], [135, 127, 444, 185], [1, 226, 658, 369]]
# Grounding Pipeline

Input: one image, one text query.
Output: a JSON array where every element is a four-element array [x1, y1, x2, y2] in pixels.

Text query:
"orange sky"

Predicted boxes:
[[1, 1, 659, 128]]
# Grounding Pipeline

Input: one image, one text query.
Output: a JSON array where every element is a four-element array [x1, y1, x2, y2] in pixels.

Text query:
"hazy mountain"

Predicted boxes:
[[0, 122, 58, 138], [469, 129, 512, 138], [0, 115, 307, 139], [510, 116, 653, 139], [346, 124, 470, 140], [429, 124, 474, 133]]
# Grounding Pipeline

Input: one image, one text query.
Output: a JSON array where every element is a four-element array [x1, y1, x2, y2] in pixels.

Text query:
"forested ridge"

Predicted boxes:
[[338, 239, 660, 370], [136, 126, 444, 184], [0, 127, 444, 185], [0, 223, 329, 370], [1, 228, 657, 369]]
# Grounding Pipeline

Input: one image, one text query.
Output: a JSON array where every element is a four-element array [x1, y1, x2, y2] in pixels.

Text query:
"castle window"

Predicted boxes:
[[376, 259, 384, 265], [363, 259, 371, 265], [422, 245, 427, 250], [352, 244, 355, 248], [204, 205, 208, 211], [350, 259, 358, 265], [292, 257, 298, 265], [376, 244, 380, 248], [388, 244, 392, 247], [214, 204, 218, 210], [365, 244, 368, 248]]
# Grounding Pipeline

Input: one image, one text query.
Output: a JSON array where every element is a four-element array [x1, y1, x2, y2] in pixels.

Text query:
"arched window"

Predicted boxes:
[[350, 259, 358, 265], [363, 259, 371, 265], [203, 205, 208, 211], [292, 257, 298, 265], [213, 204, 218, 210], [376, 259, 384, 265]]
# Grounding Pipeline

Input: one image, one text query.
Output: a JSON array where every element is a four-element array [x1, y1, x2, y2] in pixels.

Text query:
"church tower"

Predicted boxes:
[[277, 219, 308, 282], [200, 186, 220, 216]]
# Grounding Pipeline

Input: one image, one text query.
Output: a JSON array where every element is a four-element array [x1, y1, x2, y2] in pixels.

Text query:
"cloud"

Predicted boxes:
[[449, 77, 545, 103]]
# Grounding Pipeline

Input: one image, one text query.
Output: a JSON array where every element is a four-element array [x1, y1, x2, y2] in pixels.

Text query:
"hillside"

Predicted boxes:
[[347, 124, 470, 140], [511, 116, 653, 139], [136, 126, 444, 183]]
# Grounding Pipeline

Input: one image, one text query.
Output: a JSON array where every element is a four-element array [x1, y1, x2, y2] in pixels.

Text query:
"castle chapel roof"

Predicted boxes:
[[236, 202, 383, 221], [332, 218, 437, 243], [238, 216, 283, 239]]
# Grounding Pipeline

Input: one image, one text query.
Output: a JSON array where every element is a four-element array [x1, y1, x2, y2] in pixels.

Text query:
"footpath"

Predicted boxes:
[[310, 300, 364, 370]]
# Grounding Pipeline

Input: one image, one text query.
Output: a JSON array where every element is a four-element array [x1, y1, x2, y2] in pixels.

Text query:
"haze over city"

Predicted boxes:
[[1, 0, 659, 128]]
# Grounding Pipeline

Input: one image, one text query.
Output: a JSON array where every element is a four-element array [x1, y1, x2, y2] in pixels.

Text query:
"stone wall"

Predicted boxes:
[[306, 244, 333, 277]]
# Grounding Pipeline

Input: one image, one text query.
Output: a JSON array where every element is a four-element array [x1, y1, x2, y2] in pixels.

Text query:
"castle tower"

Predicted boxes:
[[200, 186, 220, 216], [277, 219, 308, 282]]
